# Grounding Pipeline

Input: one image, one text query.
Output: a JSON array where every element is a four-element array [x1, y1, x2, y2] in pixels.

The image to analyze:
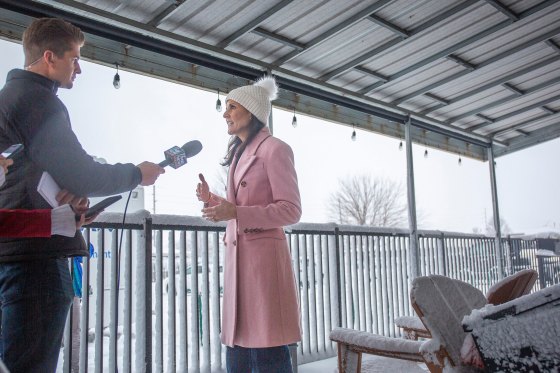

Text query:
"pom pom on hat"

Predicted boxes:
[[226, 75, 278, 125]]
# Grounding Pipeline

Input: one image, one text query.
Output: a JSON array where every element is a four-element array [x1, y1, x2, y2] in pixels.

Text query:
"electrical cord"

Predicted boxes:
[[113, 189, 132, 372]]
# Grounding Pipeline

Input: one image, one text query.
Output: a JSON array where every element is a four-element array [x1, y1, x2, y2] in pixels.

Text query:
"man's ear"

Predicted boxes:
[[45, 50, 55, 65]]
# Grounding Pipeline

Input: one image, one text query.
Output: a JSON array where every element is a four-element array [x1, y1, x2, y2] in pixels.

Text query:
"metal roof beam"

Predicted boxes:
[[217, 0, 293, 48], [393, 30, 560, 104], [319, 0, 478, 81], [476, 114, 495, 124], [493, 123, 560, 157], [422, 55, 560, 114], [468, 94, 560, 131], [424, 93, 450, 105], [541, 106, 557, 114], [502, 82, 524, 95], [147, 0, 186, 27], [273, 0, 392, 66], [546, 39, 560, 53], [484, 0, 519, 21], [491, 111, 560, 137], [449, 76, 560, 122], [354, 66, 389, 82], [361, 20, 514, 93], [366, 13, 409, 38], [359, 0, 557, 94], [252, 27, 305, 50], [446, 55, 476, 70]]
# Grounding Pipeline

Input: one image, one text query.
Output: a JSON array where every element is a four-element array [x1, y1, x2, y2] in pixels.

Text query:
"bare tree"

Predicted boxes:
[[485, 215, 511, 236], [328, 175, 407, 227]]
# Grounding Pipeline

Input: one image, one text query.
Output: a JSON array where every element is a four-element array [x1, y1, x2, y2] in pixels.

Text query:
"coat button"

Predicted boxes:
[[240, 181, 247, 187], [233, 240, 237, 246]]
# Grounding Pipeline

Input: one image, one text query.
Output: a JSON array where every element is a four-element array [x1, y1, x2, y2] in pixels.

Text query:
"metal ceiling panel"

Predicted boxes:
[[0, 0, 558, 160]]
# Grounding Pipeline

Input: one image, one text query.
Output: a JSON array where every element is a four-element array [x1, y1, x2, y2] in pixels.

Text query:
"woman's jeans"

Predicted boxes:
[[227, 345, 293, 373], [0, 258, 74, 372]]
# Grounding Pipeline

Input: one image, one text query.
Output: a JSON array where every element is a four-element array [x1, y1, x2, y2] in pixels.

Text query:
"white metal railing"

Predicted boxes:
[[58, 212, 558, 372]]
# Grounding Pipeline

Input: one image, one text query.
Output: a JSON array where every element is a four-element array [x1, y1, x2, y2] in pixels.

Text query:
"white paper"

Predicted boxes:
[[37, 171, 60, 208]]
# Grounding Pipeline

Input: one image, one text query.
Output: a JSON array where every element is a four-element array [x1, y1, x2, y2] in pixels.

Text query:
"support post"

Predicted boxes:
[[405, 117, 420, 280], [487, 146, 504, 279]]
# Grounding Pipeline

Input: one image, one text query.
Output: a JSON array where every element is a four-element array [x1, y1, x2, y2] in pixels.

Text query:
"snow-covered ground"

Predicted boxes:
[[298, 355, 429, 373]]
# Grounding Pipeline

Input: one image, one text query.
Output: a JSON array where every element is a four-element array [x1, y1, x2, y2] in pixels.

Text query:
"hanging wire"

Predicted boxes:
[[424, 149, 428, 158], [292, 107, 297, 128], [351, 125, 356, 141], [399, 141, 403, 151]]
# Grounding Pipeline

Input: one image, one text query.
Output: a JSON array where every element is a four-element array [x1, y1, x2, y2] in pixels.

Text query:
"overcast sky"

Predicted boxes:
[[1, 39, 558, 234]]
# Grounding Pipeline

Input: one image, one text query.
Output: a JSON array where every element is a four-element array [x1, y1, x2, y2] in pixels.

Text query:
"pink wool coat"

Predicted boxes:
[[217, 127, 302, 348]]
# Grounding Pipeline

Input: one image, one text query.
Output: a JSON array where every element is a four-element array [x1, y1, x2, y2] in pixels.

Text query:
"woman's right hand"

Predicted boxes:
[[196, 173, 211, 203]]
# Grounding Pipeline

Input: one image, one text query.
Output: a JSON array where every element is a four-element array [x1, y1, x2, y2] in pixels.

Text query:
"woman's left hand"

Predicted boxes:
[[202, 199, 237, 222]]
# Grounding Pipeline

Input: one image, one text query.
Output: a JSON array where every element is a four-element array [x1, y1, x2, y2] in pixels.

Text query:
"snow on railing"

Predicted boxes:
[[58, 212, 558, 372]]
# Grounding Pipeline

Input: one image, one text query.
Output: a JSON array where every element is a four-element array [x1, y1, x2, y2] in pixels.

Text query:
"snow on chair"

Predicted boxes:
[[462, 283, 560, 372], [330, 275, 487, 372], [395, 269, 538, 341], [411, 275, 487, 372]]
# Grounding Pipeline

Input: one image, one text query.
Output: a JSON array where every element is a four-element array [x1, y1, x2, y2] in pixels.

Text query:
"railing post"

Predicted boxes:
[[334, 227, 342, 328], [146, 218, 153, 373], [136, 217, 153, 373], [438, 232, 447, 276]]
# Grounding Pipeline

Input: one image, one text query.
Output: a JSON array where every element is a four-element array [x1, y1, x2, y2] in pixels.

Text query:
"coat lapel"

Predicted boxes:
[[232, 128, 271, 197]]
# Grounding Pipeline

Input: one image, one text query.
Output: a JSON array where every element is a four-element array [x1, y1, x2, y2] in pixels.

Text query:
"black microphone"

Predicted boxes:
[[159, 140, 203, 168]]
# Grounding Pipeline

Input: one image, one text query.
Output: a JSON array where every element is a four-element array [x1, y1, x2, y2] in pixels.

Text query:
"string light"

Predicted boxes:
[[424, 149, 428, 158], [399, 141, 403, 151], [113, 63, 120, 89], [292, 108, 297, 128], [351, 125, 356, 141], [215, 90, 222, 112], [458, 156, 462, 166]]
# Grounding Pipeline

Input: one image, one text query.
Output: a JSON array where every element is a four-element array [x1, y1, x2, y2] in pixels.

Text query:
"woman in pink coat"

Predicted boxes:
[[196, 76, 301, 372]]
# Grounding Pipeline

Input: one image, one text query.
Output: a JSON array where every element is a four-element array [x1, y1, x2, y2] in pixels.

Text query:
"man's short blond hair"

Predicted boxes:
[[22, 18, 85, 66]]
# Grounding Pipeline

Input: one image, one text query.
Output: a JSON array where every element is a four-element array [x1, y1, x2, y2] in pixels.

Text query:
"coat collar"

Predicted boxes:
[[7, 69, 60, 94], [243, 127, 272, 156]]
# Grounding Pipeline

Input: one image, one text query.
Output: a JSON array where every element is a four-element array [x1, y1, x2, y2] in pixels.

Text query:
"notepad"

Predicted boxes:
[[37, 171, 61, 208]]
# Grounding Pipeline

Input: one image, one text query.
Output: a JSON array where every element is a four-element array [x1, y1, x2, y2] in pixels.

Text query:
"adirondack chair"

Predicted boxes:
[[330, 275, 487, 373], [395, 268, 538, 340], [462, 283, 560, 372]]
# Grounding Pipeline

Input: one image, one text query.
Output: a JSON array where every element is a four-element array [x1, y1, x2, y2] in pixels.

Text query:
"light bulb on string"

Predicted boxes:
[[113, 63, 120, 89], [351, 125, 357, 141], [292, 108, 297, 128], [424, 149, 428, 158], [215, 90, 222, 112], [399, 141, 403, 151]]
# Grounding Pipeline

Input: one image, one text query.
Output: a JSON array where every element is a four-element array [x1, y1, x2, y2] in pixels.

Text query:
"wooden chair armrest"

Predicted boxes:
[[395, 316, 432, 340], [330, 327, 424, 362]]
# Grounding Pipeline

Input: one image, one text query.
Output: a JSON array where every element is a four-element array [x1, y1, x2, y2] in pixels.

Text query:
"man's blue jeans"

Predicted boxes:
[[0, 258, 74, 372], [226, 345, 293, 373]]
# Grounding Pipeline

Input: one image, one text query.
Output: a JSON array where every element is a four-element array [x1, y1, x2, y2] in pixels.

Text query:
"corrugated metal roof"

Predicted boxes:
[[0, 0, 558, 160]]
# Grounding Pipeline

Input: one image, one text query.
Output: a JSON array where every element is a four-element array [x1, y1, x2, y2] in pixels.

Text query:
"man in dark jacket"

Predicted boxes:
[[0, 18, 165, 372]]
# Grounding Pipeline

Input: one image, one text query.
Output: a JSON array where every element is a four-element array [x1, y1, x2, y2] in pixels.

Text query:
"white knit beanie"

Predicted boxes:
[[226, 76, 278, 125]]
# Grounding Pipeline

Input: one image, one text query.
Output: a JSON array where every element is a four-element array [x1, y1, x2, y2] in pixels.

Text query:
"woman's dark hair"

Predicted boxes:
[[221, 115, 265, 166]]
